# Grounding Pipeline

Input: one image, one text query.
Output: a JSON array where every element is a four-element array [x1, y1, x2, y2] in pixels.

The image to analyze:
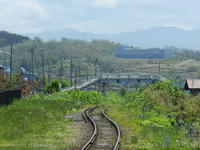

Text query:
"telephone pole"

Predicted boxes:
[[48, 62, 51, 84], [158, 62, 161, 75], [31, 46, 34, 94], [95, 67, 97, 77], [74, 67, 77, 89], [78, 65, 81, 84], [60, 57, 63, 77], [87, 69, 89, 81], [10, 43, 13, 78], [70, 56, 73, 86], [42, 48, 45, 87]]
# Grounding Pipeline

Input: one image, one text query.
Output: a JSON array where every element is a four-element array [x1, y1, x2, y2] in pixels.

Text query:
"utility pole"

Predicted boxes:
[[158, 62, 161, 75], [42, 48, 45, 87], [95, 67, 97, 77], [74, 67, 77, 89], [180, 71, 182, 89], [48, 62, 51, 84], [10, 43, 13, 78], [78, 66, 81, 84], [31, 46, 35, 94], [60, 57, 63, 77], [87, 69, 89, 81], [70, 56, 73, 86], [94, 58, 98, 77]]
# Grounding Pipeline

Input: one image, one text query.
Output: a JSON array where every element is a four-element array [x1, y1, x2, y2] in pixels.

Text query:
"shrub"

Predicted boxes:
[[46, 80, 61, 94], [60, 79, 70, 88]]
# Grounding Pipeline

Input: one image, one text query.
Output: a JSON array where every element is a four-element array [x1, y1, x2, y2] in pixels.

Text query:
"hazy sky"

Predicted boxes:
[[0, 0, 200, 34]]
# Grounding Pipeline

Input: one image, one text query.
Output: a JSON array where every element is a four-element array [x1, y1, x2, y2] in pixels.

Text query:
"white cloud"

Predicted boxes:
[[163, 24, 192, 31], [92, 0, 118, 7], [0, 0, 200, 34], [1, 0, 49, 20], [0, 0, 49, 33]]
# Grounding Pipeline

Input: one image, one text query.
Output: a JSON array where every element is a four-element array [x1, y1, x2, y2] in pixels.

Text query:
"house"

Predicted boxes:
[[185, 79, 200, 95]]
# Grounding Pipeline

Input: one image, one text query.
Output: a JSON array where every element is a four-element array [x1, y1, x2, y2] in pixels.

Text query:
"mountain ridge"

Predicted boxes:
[[23, 26, 200, 50]]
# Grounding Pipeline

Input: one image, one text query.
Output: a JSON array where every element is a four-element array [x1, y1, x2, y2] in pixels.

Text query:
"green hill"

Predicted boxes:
[[1, 36, 200, 84]]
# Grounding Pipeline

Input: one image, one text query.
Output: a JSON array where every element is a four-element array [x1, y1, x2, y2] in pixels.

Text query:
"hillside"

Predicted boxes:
[[1, 38, 200, 86], [0, 31, 29, 48]]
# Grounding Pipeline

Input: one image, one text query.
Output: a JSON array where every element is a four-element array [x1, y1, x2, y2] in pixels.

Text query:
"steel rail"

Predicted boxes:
[[81, 106, 98, 150], [102, 109, 121, 150], [81, 106, 121, 150]]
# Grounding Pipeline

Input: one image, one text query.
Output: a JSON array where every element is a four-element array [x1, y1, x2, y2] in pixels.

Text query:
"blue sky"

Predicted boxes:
[[0, 0, 200, 34]]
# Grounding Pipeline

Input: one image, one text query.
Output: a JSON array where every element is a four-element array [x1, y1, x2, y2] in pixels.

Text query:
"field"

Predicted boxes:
[[0, 81, 200, 149]]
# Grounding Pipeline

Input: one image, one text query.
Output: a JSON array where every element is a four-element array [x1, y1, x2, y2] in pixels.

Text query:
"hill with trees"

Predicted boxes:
[[0, 31, 29, 48], [1, 36, 200, 90]]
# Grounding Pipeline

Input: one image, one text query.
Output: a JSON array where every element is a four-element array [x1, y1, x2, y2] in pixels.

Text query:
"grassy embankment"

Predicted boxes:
[[0, 81, 200, 149], [0, 90, 105, 150], [108, 81, 200, 149]]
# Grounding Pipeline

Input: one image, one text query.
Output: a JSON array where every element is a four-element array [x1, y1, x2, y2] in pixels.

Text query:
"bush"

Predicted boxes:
[[46, 80, 61, 94], [60, 79, 70, 88], [120, 87, 126, 96]]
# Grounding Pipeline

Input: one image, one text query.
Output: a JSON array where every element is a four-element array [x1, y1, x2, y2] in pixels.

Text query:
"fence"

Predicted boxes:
[[0, 89, 21, 106]]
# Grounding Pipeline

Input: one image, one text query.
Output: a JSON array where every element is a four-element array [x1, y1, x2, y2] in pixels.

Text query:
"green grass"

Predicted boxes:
[[108, 104, 200, 150], [0, 82, 200, 149], [0, 92, 85, 150], [106, 82, 200, 150]]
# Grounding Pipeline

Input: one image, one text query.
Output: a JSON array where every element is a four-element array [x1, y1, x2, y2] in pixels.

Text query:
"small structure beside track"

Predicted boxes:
[[0, 89, 21, 105], [185, 79, 200, 95]]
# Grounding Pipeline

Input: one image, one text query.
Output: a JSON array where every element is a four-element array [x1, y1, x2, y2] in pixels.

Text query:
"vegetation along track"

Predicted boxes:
[[81, 106, 120, 150]]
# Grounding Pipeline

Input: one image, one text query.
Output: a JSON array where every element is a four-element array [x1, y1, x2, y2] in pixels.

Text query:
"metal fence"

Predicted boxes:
[[0, 89, 21, 105]]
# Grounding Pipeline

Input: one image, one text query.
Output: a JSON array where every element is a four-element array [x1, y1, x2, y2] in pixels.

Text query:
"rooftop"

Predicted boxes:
[[185, 79, 200, 89]]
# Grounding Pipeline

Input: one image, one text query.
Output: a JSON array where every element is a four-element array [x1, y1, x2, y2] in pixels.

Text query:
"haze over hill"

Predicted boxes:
[[24, 26, 200, 50]]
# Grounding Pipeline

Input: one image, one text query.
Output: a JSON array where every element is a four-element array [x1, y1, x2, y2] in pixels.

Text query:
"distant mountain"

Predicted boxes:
[[25, 29, 82, 41], [0, 31, 29, 48], [24, 27, 200, 50]]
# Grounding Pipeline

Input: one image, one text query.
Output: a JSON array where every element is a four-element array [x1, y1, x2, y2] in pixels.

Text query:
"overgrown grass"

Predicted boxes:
[[107, 81, 200, 150], [0, 91, 105, 150], [0, 81, 200, 149]]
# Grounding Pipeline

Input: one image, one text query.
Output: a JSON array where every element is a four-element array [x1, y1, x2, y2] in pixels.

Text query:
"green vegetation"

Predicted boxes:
[[0, 81, 200, 149], [1, 36, 200, 86], [0, 38, 116, 79], [0, 90, 107, 150], [45, 79, 70, 93], [1, 38, 200, 87], [108, 81, 200, 149]]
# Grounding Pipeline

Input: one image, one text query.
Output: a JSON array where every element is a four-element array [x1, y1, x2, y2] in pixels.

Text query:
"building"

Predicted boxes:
[[185, 79, 200, 95], [115, 45, 175, 59]]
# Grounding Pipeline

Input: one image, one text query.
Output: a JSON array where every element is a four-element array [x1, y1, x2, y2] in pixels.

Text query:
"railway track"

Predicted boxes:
[[81, 106, 120, 150]]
